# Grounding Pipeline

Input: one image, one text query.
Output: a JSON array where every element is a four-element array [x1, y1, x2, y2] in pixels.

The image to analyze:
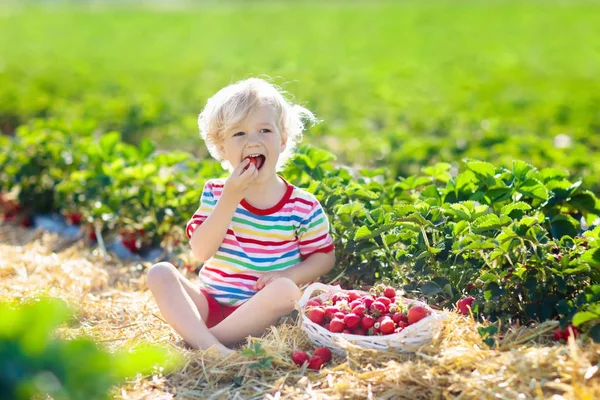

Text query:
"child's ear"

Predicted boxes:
[[280, 133, 287, 152]]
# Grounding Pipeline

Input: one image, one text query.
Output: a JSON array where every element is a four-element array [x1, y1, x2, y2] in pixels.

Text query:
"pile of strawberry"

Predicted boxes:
[[304, 285, 431, 336], [291, 347, 332, 370]]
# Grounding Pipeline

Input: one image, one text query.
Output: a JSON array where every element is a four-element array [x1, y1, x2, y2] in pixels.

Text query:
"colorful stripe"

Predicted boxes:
[[186, 178, 335, 306]]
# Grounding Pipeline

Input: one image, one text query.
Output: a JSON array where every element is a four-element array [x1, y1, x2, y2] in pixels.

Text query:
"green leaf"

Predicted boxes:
[[501, 202, 532, 216], [572, 311, 600, 327], [582, 248, 600, 267], [518, 179, 548, 201], [550, 214, 579, 239], [570, 191, 600, 214], [354, 225, 372, 241], [420, 281, 442, 296], [453, 220, 470, 236], [513, 160, 536, 181], [539, 167, 569, 182], [590, 324, 600, 343], [99, 132, 121, 157], [465, 160, 496, 187], [472, 214, 509, 233]]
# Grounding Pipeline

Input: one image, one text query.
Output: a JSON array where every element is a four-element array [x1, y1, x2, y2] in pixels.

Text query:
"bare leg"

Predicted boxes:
[[146, 262, 233, 354], [209, 277, 302, 346]]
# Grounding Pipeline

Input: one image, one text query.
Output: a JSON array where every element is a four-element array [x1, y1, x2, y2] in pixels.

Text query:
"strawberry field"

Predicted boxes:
[[2, 1, 600, 399]]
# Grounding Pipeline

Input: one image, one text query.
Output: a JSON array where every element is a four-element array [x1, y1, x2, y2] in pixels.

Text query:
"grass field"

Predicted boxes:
[[2, 0, 600, 182]]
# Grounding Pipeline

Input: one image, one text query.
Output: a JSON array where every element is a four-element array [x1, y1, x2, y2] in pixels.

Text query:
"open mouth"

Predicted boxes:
[[244, 154, 266, 170]]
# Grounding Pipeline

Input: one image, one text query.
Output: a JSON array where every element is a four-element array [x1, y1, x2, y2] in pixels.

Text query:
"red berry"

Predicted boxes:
[[313, 347, 332, 362], [353, 328, 367, 336], [351, 304, 366, 317], [308, 307, 325, 324], [332, 294, 348, 304], [392, 312, 407, 324], [396, 321, 408, 329], [456, 297, 475, 315], [467, 283, 475, 292], [292, 351, 309, 366], [308, 356, 325, 370], [323, 323, 331, 331], [344, 313, 361, 330], [565, 324, 580, 339], [349, 299, 362, 309], [363, 297, 375, 309], [380, 318, 396, 335], [370, 301, 387, 315], [347, 291, 361, 302], [376, 296, 392, 309], [407, 306, 430, 325], [306, 300, 320, 308], [384, 287, 396, 298], [361, 315, 375, 330], [329, 318, 345, 333], [334, 312, 346, 320], [553, 329, 564, 341], [325, 306, 340, 319]]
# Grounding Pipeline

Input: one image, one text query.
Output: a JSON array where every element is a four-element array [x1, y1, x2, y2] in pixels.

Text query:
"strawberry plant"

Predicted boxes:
[[0, 298, 180, 400]]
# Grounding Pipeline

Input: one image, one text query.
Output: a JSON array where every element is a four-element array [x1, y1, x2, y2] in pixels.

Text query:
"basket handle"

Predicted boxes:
[[297, 282, 343, 308]]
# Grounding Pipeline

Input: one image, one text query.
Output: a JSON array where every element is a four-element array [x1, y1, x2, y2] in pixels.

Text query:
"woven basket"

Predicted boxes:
[[297, 282, 447, 355]]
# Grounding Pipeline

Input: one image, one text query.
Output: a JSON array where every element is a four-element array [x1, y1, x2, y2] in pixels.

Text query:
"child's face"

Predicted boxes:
[[219, 105, 286, 181]]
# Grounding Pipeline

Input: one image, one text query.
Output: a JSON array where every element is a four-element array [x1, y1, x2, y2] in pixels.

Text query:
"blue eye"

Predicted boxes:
[[233, 131, 245, 137], [260, 129, 271, 133]]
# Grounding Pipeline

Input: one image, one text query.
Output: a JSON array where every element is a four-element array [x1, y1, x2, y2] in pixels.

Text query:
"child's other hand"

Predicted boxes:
[[254, 271, 289, 290], [223, 158, 258, 201]]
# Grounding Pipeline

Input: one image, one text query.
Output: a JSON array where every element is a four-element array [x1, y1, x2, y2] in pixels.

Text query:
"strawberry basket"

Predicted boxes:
[[297, 282, 447, 356]]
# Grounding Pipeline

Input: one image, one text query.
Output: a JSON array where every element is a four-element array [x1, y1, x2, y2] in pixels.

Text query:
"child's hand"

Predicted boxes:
[[255, 271, 290, 290], [223, 158, 258, 201]]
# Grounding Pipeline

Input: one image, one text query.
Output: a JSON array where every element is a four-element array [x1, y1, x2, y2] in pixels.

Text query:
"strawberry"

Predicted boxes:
[[347, 291, 361, 302], [353, 328, 367, 336], [323, 323, 331, 331], [306, 300, 321, 308], [384, 286, 396, 299], [363, 297, 375, 310], [553, 329, 564, 341], [343, 329, 352, 334], [376, 296, 392, 309], [456, 296, 475, 315], [313, 347, 332, 362], [243, 157, 258, 171], [308, 307, 325, 324], [565, 324, 580, 339], [308, 356, 325, 370], [332, 294, 348, 304], [370, 301, 387, 315], [329, 318, 345, 333], [292, 350, 309, 366], [407, 306, 430, 325], [351, 304, 366, 317], [334, 312, 346, 320], [361, 315, 375, 330], [392, 312, 406, 324], [397, 321, 408, 329], [325, 306, 340, 320], [467, 283, 475, 292], [379, 317, 396, 335], [344, 313, 361, 330], [349, 299, 362, 309]]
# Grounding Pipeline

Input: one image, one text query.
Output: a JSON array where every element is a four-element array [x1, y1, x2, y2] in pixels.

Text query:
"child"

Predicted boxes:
[[147, 78, 336, 355]]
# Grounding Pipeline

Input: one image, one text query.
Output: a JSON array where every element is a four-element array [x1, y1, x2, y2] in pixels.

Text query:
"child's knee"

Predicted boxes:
[[269, 277, 302, 304], [146, 262, 178, 290]]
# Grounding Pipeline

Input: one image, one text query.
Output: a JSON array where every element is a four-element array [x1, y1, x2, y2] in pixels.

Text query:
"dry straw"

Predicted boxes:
[[1, 224, 599, 399]]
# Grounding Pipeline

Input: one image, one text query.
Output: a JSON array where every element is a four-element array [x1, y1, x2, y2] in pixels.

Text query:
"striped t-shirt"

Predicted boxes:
[[185, 177, 335, 306]]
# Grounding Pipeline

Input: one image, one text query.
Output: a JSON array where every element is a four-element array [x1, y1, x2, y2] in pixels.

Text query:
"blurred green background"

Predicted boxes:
[[1, 0, 599, 187]]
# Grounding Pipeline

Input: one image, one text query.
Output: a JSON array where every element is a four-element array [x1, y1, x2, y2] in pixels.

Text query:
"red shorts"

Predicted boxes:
[[200, 289, 240, 328]]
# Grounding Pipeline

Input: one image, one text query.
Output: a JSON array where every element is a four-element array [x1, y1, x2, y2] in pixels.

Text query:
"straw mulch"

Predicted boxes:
[[1, 224, 599, 400]]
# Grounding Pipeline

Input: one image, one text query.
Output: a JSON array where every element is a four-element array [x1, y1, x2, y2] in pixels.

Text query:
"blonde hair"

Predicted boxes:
[[197, 78, 318, 171]]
